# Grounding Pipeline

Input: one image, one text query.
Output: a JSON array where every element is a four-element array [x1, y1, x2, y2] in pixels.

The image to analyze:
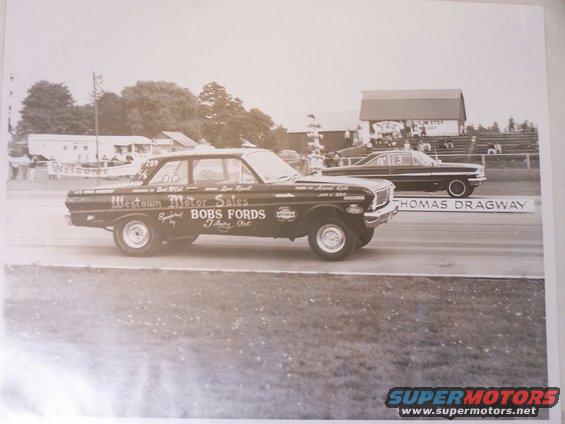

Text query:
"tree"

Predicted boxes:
[[271, 126, 288, 151], [97, 92, 129, 135], [16, 81, 88, 134], [491, 121, 500, 133], [198, 82, 246, 147], [477, 124, 488, 134], [198, 82, 283, 149], [121, 81, 200, 139], [465, 124, 476, 135], [241, 108, 276, 148], [507, 116, 515, 133]]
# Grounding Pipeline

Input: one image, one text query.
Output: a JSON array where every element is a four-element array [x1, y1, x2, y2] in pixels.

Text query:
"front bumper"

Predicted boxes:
[[364, 202, 399, 228], [468, 176, 487, 186]]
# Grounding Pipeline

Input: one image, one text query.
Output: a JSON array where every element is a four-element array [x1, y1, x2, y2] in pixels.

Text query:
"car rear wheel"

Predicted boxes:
[[113, 217, 160, 256], [357, 228, 375, 249], [308, 216, 357, 261], [447, 178, 473, 198]]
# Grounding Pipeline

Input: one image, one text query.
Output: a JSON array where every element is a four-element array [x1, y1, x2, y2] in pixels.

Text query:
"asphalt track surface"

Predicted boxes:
[[3, 191, 544, 278]]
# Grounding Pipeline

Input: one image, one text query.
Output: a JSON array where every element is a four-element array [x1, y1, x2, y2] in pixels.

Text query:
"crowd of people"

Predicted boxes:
[[8, 151, 39, 180]]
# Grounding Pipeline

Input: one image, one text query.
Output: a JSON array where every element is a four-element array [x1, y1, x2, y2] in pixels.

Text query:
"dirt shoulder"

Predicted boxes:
[[2, 265, 547, 419]]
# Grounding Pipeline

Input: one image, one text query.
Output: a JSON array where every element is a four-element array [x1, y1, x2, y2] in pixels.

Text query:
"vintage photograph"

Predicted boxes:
[[0, 0, 559, 420]]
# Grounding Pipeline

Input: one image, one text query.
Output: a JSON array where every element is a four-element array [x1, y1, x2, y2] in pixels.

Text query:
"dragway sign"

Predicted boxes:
[[393, 197, 535, 213]]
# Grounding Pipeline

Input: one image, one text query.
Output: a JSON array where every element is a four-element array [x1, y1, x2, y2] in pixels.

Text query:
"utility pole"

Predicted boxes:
[[91, 73, 103, 185]]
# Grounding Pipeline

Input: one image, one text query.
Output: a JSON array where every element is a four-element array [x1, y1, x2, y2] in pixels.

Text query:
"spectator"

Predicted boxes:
[[324, 151, 338, 168], [344, 129, 352, 147], [352, 132, 359, 147], [19, 154, 31, 180], [28, 154, 38, 180], [48, 155, 57, 179], [417, 140, 426, 152], [487, 143, 498, 155], [403, 139, 411, 151], [8, 151, 19, 179]]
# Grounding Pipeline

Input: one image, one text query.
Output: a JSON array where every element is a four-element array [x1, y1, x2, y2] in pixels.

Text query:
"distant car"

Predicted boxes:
[[277, 149, 305, 171], [322, 150, 486, 198], [66, 148, 398, 261]]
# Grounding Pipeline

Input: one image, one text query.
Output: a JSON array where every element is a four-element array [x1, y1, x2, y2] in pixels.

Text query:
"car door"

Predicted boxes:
[[143, 157, 197, 236], [189, 156, 275, 236], [385, 151, 429, 190]]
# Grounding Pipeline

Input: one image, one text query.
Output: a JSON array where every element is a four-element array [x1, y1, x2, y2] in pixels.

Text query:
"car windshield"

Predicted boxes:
[[244, 150, 302, 183], [412, 150, 436, 166]]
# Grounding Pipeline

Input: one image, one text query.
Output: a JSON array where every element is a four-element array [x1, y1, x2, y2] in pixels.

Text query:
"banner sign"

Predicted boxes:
[[47, 161, 139, 178], [393, 197, 535, 213]]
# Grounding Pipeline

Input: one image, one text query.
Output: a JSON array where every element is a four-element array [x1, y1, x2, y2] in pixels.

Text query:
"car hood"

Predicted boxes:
[[295, 174, 393, 191]]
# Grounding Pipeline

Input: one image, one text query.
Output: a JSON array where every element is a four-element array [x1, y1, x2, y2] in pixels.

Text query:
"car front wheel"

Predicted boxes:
[[113, 217, 160, 256], [447, 178, 473, 198], [308, 216, 357, 261]]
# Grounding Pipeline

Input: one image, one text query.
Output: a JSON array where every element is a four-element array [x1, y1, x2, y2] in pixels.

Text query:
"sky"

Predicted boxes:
[[2, 0, 549, 129]]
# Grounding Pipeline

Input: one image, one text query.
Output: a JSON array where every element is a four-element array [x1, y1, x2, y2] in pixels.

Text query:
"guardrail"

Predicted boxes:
[[337, 153, 540, 169]]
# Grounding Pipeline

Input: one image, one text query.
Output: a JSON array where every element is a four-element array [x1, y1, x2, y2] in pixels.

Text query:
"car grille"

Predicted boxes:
[[370, 187, 392, 211]]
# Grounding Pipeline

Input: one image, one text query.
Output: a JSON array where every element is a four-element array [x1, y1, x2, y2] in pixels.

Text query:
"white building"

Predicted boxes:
[[28, 134, 153, 163], [152, 131, 200, 154], [359, 89, 467, 138]]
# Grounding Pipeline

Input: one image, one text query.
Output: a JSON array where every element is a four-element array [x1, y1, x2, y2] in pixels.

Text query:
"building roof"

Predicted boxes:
[[159, 131, 199, 147], [286, 111, 360, 133], [359, 89, 466, 122], [27, 134, 152, 145]]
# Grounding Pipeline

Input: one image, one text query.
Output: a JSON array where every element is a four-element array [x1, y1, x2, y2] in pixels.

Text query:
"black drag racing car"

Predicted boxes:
[[323, 150, 486, 198], [66, 148, 398, 261]]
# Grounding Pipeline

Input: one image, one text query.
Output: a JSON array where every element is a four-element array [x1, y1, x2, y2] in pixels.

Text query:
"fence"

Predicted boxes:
[[337, 153, 539, 169]]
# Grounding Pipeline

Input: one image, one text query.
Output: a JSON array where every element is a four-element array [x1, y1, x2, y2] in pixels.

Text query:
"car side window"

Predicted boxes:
[[388, 153, 414, 166], [147, 160, 189, 185], [192, 158, 258, 185], [366, 155, 388, 167]]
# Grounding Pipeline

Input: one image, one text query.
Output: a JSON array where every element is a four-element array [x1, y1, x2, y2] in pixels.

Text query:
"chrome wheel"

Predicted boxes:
[[316, 224, 346, 254], [122, 220, 150, 249], [448, 179, 467, 197]]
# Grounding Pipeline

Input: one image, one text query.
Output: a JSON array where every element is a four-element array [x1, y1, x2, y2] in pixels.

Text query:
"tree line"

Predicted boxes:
[[15, 80, 287, 149], [465, 117, 537, 136]]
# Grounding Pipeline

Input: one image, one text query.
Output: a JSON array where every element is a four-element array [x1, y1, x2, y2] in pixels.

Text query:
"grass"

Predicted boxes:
[[2, 265, 547, 419]]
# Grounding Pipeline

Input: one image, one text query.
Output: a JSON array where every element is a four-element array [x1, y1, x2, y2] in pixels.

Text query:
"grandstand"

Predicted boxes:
[[347, 133, 538, 155], [336, 132, 539, 168], [473, 133, 539, 154]]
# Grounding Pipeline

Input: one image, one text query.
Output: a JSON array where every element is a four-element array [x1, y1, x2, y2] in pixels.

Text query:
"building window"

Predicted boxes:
[[63, 145, 68, 150]]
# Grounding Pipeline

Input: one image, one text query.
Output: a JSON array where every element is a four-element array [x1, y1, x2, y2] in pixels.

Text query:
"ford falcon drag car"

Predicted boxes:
[[65, 148, 398, 261], [323, 150, 486, 198]]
